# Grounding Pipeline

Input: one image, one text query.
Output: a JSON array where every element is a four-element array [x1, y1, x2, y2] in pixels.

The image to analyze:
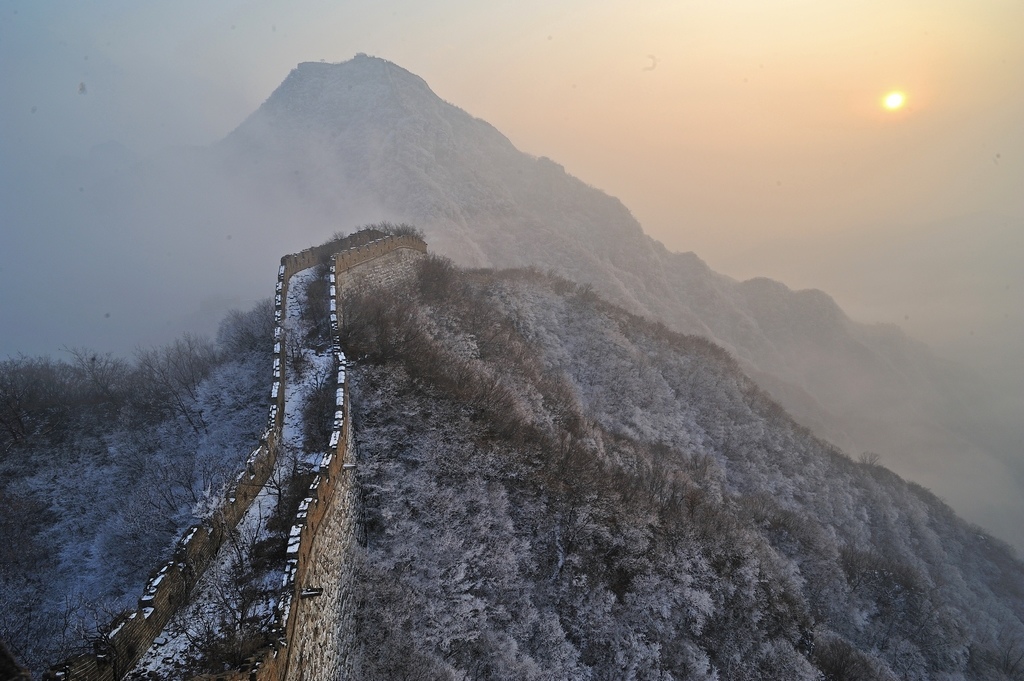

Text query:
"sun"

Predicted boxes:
[[883, 91, 906, 111]]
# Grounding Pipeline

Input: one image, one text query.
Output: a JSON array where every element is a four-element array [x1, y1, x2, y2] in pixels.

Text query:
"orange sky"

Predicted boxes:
[[394, 0, 1024, 266]]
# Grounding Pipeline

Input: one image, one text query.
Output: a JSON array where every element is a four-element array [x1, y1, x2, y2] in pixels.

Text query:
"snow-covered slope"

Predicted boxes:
[[344, 259, 1024, 681], [0, 311, 272, 672]]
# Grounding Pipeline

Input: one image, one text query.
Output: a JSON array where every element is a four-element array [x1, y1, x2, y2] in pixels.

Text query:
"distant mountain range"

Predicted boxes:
[[217, 55, 1024, 550]]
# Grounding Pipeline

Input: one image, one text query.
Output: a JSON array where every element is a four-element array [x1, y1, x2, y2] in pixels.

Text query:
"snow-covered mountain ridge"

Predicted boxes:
[[217, 54, 1024, 549]]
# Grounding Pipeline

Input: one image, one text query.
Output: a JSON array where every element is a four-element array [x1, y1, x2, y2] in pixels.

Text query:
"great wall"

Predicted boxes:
[[29, 231, 428, 681]]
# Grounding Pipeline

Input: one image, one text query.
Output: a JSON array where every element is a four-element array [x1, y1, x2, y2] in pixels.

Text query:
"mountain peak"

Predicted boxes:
[[236, 54, 445, 137], [292, 54, 431, 93]]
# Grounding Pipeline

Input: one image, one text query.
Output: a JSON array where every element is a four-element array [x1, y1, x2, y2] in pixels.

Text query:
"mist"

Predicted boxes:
[[4, 1, 1021, 347], [0, 144, 401, 358]]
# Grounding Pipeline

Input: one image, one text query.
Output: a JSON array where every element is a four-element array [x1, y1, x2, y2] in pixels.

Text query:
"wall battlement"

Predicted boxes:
[[45, 232, 427, 681]]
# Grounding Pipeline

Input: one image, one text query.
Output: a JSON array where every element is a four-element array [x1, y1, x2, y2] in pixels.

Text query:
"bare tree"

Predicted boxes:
[[0, 356, 77, 450], [65, 348, 131, 407], [135, 334, 217, 434], [217, 299, 275, 356]]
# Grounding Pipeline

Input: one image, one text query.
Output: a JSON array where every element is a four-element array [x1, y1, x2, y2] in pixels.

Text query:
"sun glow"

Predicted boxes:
[[883, 91, 906, 111]]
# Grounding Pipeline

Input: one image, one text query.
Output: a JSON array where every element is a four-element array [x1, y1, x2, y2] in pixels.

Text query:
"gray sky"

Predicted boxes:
[[2, 0, 1022, 363]]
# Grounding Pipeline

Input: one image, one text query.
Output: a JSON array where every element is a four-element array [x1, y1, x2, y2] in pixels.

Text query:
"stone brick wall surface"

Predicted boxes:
[[335, 246, 423, 298], [282, 425, 359, 681]]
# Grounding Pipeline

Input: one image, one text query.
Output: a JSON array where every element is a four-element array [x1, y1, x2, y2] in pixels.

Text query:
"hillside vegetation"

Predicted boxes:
[[0, 304, 273, 672], [4, 242, 1023, 680], [343, 256, 1024, 680]]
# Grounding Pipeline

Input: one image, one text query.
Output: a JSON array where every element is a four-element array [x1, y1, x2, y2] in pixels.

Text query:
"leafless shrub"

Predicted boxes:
[[283, 327, 307, 378], [301, 264, 332, 347], [135, 334, 217, 434], [301, 356, 337, 454], [0, 355, 81, 450], [369, 221, 425, 240], [858, 451, 881, 467], [812, 634, 889, 681], [217, 299, 275, 356], [167, 519, 278, 676], [340, 287, 427, 364], [417, 254, 459, 302]]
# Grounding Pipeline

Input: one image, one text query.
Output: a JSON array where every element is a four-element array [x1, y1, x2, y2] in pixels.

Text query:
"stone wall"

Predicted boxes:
[[335, 244, 424, 298], [189, 234, 425, 681], [44, 232, 425, 681]]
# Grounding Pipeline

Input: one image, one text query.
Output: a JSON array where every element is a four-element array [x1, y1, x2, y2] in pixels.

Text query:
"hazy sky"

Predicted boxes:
[[2, 0, 1022, 357], [2, 0, 1023, 550]]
